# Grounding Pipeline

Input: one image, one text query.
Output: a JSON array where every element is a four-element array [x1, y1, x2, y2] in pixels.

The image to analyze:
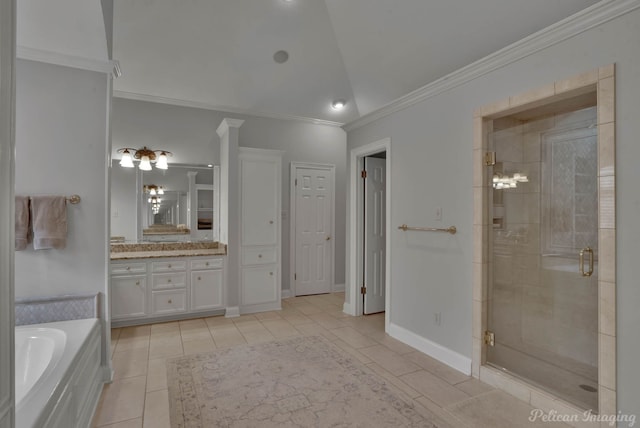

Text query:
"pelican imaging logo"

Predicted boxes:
[[529, 409, 636, 426]]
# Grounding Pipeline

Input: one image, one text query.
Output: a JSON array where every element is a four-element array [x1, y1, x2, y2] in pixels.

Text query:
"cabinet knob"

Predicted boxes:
[[168, 264, 172, 268], [135, 281, 140, 286], [269, 220, 274, 224], [205, 262, 210, 266], [258, 254, 262, 258], [168, 279, 172, 283], [126, 266, 131, 271], [168, 299, 172, 304], [198, 276, 201, 281], [269, 272, 273, 276]]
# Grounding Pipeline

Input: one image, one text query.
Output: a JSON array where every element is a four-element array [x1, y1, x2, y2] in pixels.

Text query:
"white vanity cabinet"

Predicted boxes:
[[111, 262, 147, 320], [111, 255, 226, 326], [238, 148, 282, 313]]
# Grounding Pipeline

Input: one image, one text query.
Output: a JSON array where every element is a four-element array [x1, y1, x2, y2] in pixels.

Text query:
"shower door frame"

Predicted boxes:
[[472, 65, 616, 416]]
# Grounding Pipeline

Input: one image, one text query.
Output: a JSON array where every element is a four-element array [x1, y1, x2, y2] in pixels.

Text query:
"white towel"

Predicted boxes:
[[31, 196, 68, 250], [15, 195, 30, 250]]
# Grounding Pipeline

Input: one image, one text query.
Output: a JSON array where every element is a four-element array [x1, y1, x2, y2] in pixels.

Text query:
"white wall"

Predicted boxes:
[[346, 9, 640, 417], [110, 164, 136, 240], [14, 58, 109, 358], [112, 98, 347, 290]]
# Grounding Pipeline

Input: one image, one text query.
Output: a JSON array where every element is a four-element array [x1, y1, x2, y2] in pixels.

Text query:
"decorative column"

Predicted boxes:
[[216, 118, 244, 316]]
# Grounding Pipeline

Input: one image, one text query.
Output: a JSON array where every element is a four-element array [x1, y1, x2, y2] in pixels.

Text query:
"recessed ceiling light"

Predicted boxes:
[[331, 99, 347, 111], [273, 50, 289, 64]]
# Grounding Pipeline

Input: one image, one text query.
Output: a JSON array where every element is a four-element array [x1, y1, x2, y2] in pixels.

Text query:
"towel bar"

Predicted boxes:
[[398, 224, 457, 235]]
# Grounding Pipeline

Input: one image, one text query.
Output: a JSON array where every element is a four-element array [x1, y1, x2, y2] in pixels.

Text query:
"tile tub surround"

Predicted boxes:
[[473, 65, 617, 420], [94, 293, 576, 428], [110, 242, 226, 260], [15, 293, 99, 326]]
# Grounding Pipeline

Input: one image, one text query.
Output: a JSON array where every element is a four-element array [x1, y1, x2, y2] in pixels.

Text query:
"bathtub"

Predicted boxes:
[[15, 319, 103, 428]]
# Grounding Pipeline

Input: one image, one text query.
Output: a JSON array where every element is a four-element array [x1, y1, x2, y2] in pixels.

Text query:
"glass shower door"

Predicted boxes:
[[486, 107, 599, 411]]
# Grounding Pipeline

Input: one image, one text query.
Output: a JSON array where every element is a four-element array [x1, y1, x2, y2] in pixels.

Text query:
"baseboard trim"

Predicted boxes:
[[343, 301, 355, 316], [388, 322, 471, 375], [101, 365, 114, 383], [332, 283, 345, 292], [281, 289, 292, 299], [225, 306, 240, 318]]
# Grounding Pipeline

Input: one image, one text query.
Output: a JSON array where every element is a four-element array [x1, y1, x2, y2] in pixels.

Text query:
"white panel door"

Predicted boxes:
[[241, 159, 278, 246], [294, 167, 333, 295], [364, 157, 386, 314]]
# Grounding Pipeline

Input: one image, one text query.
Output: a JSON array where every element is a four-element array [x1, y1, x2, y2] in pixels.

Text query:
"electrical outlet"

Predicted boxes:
[[435, 312, 441, 326], [435, 207, 442, 221]]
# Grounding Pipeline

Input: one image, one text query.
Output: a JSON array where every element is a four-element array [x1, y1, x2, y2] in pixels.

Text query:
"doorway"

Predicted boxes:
[[290, 163, 335, 296], [347, 138, 391, 327]]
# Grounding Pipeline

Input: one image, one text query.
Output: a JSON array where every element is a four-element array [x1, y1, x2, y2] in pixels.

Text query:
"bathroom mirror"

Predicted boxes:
[[110, 162, 218, 242]]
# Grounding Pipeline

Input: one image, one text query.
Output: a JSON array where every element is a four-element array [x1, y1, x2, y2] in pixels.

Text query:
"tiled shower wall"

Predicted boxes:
[[489, 106, 598, 372]]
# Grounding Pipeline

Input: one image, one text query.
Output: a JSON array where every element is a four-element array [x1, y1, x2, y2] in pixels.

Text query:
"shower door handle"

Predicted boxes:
[[579, 247, 594, 277]]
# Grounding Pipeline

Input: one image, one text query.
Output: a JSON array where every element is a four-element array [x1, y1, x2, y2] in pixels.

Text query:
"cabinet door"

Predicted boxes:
[[241, 265, 278, 306], [241, 159, 278, 246], [112, 276, 146, 319], [191, 270, 223, 311]]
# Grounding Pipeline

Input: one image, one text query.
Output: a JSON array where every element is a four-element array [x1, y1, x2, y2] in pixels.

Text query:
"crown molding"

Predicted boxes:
[[113, 90, 345, 128], [343, 0, 640, 132], [17, 46, 120, 77]]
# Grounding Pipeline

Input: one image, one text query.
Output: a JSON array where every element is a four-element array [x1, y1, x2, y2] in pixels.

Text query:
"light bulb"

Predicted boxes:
[[156, 152, 168, 170], [158, 187, 164, 195], [331, 99, 346, 110], [150, 188, 156, 195], [119, 150, 134, 168], [139, 155, 152, 171]]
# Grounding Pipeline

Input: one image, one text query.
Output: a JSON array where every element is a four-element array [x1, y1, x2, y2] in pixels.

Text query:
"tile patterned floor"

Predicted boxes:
[[93, 293, 570, 428]]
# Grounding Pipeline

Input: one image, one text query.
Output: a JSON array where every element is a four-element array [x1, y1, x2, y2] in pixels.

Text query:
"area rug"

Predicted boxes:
[[166, 335, 443, 427]]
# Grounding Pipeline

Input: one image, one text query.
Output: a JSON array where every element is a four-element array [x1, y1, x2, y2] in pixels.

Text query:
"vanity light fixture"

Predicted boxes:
[[144, 185, 165, 195], [331, 99, 346, 111], [117, 147, 173, 170]]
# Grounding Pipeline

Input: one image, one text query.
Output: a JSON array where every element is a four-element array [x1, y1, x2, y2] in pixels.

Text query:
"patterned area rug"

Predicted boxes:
[[167, 336, 444, 427]]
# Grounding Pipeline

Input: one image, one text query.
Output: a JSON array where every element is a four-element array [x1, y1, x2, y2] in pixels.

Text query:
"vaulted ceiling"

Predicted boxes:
[[113, 0, 600, 125]]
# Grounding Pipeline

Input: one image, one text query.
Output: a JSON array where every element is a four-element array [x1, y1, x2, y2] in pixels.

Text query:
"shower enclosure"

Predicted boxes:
[[486, 105, 599, 411]]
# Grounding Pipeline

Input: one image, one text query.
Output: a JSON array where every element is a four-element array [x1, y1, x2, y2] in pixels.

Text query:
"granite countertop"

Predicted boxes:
[[110, 241, 226, 260]]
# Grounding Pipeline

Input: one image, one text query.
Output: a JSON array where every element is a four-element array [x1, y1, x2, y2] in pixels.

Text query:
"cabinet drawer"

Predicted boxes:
[[111, 262, 146, 275], [152, 272, 187, 290], [191, 258, 223, 270], [242, 247, 277, 266], [152, 290, 186, 315], [151, 260, 187, 273]]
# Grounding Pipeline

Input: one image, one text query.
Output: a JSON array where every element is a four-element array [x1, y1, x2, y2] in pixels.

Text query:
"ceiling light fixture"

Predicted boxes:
[[117, 147, 173, 170], [331, 99, 346, 111]]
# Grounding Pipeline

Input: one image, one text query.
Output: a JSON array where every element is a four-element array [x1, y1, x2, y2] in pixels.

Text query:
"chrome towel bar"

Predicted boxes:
[[398, 224, 457, 235]]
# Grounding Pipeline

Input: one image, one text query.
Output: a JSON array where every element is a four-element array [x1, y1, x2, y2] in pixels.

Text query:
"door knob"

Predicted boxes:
[[326, 235, 331, 241]]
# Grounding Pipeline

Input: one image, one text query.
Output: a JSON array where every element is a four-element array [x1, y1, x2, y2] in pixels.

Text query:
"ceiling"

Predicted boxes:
[[113, 0, 600, 125]]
